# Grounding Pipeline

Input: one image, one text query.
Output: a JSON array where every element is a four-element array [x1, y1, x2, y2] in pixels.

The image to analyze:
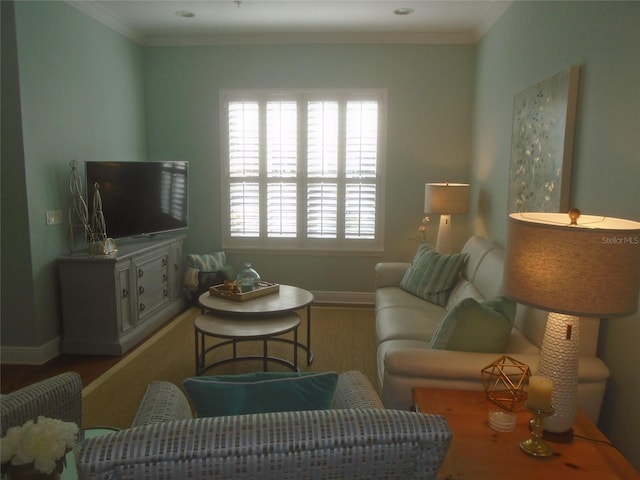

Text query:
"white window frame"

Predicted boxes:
[[220, 89, 387, 253]]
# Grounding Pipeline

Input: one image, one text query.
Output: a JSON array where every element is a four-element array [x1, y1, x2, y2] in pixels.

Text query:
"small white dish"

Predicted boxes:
[[488, 410, 516, 432]]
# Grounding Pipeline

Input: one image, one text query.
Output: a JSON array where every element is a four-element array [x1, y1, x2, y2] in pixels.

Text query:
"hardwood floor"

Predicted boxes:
[[1, 354, 122, 394]]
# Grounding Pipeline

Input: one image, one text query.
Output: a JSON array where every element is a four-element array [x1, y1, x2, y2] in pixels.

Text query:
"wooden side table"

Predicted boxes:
[[413, 387, 639, 479]]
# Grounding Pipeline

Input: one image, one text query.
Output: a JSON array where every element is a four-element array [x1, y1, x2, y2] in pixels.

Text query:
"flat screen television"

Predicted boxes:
[[85, 161, 189, 239]]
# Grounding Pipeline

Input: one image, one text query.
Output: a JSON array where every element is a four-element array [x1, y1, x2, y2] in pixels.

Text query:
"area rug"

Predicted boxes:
[[82, 306, 377, 428]]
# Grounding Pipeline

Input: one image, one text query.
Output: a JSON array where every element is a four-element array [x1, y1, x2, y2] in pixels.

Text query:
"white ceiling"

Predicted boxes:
[[66, 0, 513, 46]]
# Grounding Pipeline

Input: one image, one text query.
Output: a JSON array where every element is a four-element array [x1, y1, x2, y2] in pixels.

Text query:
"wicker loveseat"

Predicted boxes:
[[75, 371, 452, 480]]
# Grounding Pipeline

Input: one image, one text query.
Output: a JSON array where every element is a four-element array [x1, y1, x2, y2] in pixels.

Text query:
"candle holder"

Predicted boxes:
[[520, 405, 555, 457]]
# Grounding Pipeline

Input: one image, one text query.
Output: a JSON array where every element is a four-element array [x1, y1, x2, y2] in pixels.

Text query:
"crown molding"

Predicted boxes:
[[64, 0, 509, 47], [475, 0, 513, 39], [65, 0, 147, 45], [144, 31, 479, 47]]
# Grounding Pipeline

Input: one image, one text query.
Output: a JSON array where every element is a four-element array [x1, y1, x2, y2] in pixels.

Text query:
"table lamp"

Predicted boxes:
[[424, 182, 470, 254], [504, 209, 640, 439]]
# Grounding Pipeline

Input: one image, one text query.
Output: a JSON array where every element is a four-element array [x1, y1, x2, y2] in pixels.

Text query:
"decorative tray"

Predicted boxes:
[[209, 281, 279, 302]]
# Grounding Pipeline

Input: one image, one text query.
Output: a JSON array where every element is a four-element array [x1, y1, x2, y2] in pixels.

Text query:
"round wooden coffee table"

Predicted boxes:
[[194, 311, 301, 375], [197, 284, 314, 373]]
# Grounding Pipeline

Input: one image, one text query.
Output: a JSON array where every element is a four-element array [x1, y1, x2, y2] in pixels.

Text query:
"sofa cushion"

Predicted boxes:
[[428, 296, 516, 353], [376, 296, 445, 343], [399, 244, 467, 307], [445, 280, 485, 310], [183, 372, 338, 417]]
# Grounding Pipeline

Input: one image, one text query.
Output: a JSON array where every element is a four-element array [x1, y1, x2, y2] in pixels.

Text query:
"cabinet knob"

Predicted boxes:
[[163, 273, 168, 282], [139, 303, 145, 312], [162, 257, 167, 266], [174, 263, 179, 271], [122, 289, 128, 298], [139, 286, 145, 294], [163, 289, 168, 297], [138, 269, 144, 278]]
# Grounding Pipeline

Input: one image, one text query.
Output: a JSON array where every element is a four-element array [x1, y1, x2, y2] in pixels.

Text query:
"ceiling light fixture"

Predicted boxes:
[[394, 8, 414, 16], [175, 10, 195, 18]]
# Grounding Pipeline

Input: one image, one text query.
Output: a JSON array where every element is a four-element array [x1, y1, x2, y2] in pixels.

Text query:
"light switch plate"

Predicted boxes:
[[46, 210, 63, 225]]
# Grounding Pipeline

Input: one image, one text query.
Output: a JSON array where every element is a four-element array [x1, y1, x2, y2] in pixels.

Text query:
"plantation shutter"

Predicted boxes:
[[267, 101, 298, 237], [345, 101, 378, 239], [222, 89, 385, 251], [228, 101, 260, 237], [307, 101, 339, 238]]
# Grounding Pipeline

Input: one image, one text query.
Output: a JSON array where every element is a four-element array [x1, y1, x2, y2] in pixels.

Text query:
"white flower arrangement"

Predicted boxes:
[[1, 416, 79, 475]]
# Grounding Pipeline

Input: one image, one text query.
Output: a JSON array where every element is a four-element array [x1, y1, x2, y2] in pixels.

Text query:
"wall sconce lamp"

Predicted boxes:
[[424, 182, 470, 254], [504, 209, 640, 440]]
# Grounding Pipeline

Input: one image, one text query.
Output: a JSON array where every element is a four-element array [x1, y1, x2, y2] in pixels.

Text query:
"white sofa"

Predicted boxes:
[[375, 236, 610, 424]]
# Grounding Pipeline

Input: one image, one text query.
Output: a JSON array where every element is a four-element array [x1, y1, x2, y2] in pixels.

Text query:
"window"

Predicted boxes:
[[221, 89, 386, 252]]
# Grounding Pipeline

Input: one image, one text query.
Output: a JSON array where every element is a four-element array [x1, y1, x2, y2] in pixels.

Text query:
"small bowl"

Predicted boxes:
[[488, 410, 516, 432]]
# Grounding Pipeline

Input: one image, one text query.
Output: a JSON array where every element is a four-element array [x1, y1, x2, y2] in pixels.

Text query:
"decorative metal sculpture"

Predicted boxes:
[[68, 161, 92, 254], [481, 355, 531, 411], [67, 161, 116, 255], [88, 182, 117, 255]]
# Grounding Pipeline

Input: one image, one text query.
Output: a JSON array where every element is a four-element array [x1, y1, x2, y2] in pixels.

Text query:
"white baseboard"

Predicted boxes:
[[311, 290, 375, 306], [1, 337, 61, 365]]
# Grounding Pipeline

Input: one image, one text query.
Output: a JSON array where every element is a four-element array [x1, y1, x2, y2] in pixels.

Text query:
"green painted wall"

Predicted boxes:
[[1, 1, 35, 346], [471, 0, 640, 468], [143, 44, 475, 292], [1, 1, 146, 348], [3, 0, 639, 469]]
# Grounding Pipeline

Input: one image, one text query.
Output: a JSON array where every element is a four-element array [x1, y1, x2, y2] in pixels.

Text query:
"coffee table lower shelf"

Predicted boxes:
[[194, 312, 301, 375]]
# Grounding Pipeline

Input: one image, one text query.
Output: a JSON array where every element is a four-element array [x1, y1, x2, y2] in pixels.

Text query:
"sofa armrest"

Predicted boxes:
[[384, 349, 543, 382], [0, 372, 83, 436], [375, 262, 410, 288], [381, 348, 610, 422], [131, 381, 193, 427], [332, 371, 383, 409], [383, 348, 610, 385], [77, 409, 451, 480]]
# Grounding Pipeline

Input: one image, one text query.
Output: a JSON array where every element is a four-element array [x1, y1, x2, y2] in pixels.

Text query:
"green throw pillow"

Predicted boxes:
[[429, 296, 516, 353], [182, 371, 339, 417], [399, 244, 467, 307]]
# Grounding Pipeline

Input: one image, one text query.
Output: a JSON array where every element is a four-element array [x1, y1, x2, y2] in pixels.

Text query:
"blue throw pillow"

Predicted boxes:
[[400, 244, 467, 307], [182, 371, 339, 417], [429, 296, 516, 353]]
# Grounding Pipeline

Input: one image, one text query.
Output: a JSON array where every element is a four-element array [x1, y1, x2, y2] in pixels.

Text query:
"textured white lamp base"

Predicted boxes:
[[537, 312, 580, 435], [435, 214, 452, 254]]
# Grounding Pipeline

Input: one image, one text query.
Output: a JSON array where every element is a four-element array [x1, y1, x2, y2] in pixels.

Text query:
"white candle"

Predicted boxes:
[[527, 375, 553, 411]]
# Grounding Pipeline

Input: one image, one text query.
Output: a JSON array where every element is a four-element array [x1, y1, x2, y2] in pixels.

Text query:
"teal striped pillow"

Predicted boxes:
[[400, 244, 467, 306]]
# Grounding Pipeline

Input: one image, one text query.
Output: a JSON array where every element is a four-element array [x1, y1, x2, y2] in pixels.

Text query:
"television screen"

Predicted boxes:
[[85, 161, 189, 239]]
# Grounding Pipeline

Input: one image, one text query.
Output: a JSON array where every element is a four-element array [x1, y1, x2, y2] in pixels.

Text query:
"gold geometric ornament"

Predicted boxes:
[[481, 355, 531, 411]]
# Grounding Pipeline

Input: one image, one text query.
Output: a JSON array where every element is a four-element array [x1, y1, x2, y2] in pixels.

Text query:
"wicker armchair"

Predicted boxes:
[[0, 371, 83, 436]]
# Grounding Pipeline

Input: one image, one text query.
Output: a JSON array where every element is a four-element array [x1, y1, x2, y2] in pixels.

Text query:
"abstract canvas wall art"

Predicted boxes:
[[508, 66, 580, 213]]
